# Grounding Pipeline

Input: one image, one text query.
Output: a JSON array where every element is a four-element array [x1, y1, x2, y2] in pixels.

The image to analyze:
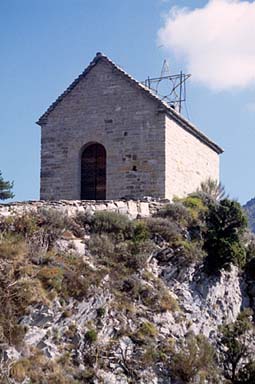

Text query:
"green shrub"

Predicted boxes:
[[0, 212, 39, 238], [38, 266, 64, 291], [132, 220, 150, 243], [155, 202, 191, 226], [96, 307, 106, 318], [3, 208, 83, 247], [0, 214, 13, 235], [170, 334, 217, 383], [219, 309, 254, 383], [0, 237, 48, 345], [140, 344, 162, 366], [53, 251, 107, 300], [123, 274, 179, 313], [63, 268, 106, 300], [37, 208, 73, 248], [179, 195, 208, 222], [1, 209, 77, 245], [204, 199, 248, 273], [139, 321, 158, 337], [12, 212, 39, 237], [74, 210, 93, 227], [90, 211, 133, 239], [85, 329, 97, 344], [133, 321, 158, 343], [158, 290, 179, 312], [236, 361, 255, 384], [0, 234, 27, 260], [123, 240, 155, 270], [1, 209, 86, 258], [175, 239, 206, 265], [89, 233, 153, 274], [88, 233, 115, 262], [9, 351, 74, 384], [209, 238, 246, 272], [145, 217, 181, 243]]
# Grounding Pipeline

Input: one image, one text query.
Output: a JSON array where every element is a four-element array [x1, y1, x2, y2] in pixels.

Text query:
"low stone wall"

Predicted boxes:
[[0, 199, 170, 220]]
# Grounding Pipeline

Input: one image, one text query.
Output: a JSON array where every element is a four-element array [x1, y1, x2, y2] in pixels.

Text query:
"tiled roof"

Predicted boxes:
[[37, 52, 223, 154]]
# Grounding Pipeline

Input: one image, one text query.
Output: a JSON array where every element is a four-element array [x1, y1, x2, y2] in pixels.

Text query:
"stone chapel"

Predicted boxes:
[[37, 52, 223, 201]]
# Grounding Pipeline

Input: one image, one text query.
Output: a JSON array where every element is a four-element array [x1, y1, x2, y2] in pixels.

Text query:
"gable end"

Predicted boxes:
[[36, 52, 223, 155]]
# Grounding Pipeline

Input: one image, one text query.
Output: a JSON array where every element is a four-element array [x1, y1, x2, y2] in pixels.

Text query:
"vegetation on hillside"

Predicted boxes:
[[0, 181, 255, 383]]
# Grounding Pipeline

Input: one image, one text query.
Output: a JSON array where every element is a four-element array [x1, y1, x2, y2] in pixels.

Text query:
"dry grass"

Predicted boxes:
[[9, 351, 75, 383]]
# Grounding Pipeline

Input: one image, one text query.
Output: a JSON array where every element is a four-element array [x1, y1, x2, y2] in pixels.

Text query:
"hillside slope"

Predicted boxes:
[[0, 198, 255, 384], [244, 197, 255, 232]]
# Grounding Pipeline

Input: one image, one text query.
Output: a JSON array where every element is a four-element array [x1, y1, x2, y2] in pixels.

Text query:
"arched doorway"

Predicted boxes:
[[81, 143, 106, 200]]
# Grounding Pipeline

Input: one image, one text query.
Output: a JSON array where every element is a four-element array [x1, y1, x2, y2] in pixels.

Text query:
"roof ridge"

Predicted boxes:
[[36, 52, 223, 154]]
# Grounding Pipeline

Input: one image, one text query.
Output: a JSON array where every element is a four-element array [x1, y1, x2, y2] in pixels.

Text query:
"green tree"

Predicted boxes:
[[204, 199, 248, 272], [0, 171, 14, 200], [219, 309, 255, 383]]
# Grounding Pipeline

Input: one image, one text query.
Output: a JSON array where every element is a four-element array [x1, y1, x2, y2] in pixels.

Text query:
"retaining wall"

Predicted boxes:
[[0, 199, 170, 220]]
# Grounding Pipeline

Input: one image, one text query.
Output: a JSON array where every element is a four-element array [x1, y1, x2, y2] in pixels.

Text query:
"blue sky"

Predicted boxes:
[[0, 0, 254, 203]]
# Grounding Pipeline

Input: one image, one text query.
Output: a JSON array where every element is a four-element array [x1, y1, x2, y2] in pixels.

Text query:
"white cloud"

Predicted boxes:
[[158, 0, 255, 91]]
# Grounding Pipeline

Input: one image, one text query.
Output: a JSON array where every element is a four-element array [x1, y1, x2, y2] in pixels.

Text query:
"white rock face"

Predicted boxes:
[[0, 201, 252, 384], [1, 255, 251, 384], [161, 264, 247, 338]]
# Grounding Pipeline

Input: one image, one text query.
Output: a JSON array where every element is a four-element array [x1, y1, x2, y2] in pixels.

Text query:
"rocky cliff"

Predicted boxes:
[[0, 198, 254, 384]]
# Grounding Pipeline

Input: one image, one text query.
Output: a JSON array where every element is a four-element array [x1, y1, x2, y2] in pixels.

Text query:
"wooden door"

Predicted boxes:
[[81, 143, 106, 200]]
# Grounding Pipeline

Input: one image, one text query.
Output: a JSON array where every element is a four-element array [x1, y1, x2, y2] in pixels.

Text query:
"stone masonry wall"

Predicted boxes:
[[165, 115, 220, 200], [40, 59, 166, 200], [0, 200, 169, 220]]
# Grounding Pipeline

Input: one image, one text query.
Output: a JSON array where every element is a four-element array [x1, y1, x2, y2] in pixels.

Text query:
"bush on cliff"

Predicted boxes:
[[90, 210, 133, 239], [145, 217, 181, 243], [219, 309, 255, 383], [169, 333, 218, 383], [154, 202, 192, 226], [204, 199, 248, 273], [176, 195, 208, 223], [0, 208, 83, 250]]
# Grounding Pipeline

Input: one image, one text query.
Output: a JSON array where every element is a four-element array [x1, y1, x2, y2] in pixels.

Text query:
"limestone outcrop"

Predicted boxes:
[[0, 199, 254, 383]]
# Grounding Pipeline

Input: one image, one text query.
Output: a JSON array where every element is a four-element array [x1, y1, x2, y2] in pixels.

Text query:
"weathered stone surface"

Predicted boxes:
[[0, 199, 168, 219], [165, 115, 220, 199], [39, 58, 166, 201], [0, 231, 252, 384], [160, 263, 246, 338]]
